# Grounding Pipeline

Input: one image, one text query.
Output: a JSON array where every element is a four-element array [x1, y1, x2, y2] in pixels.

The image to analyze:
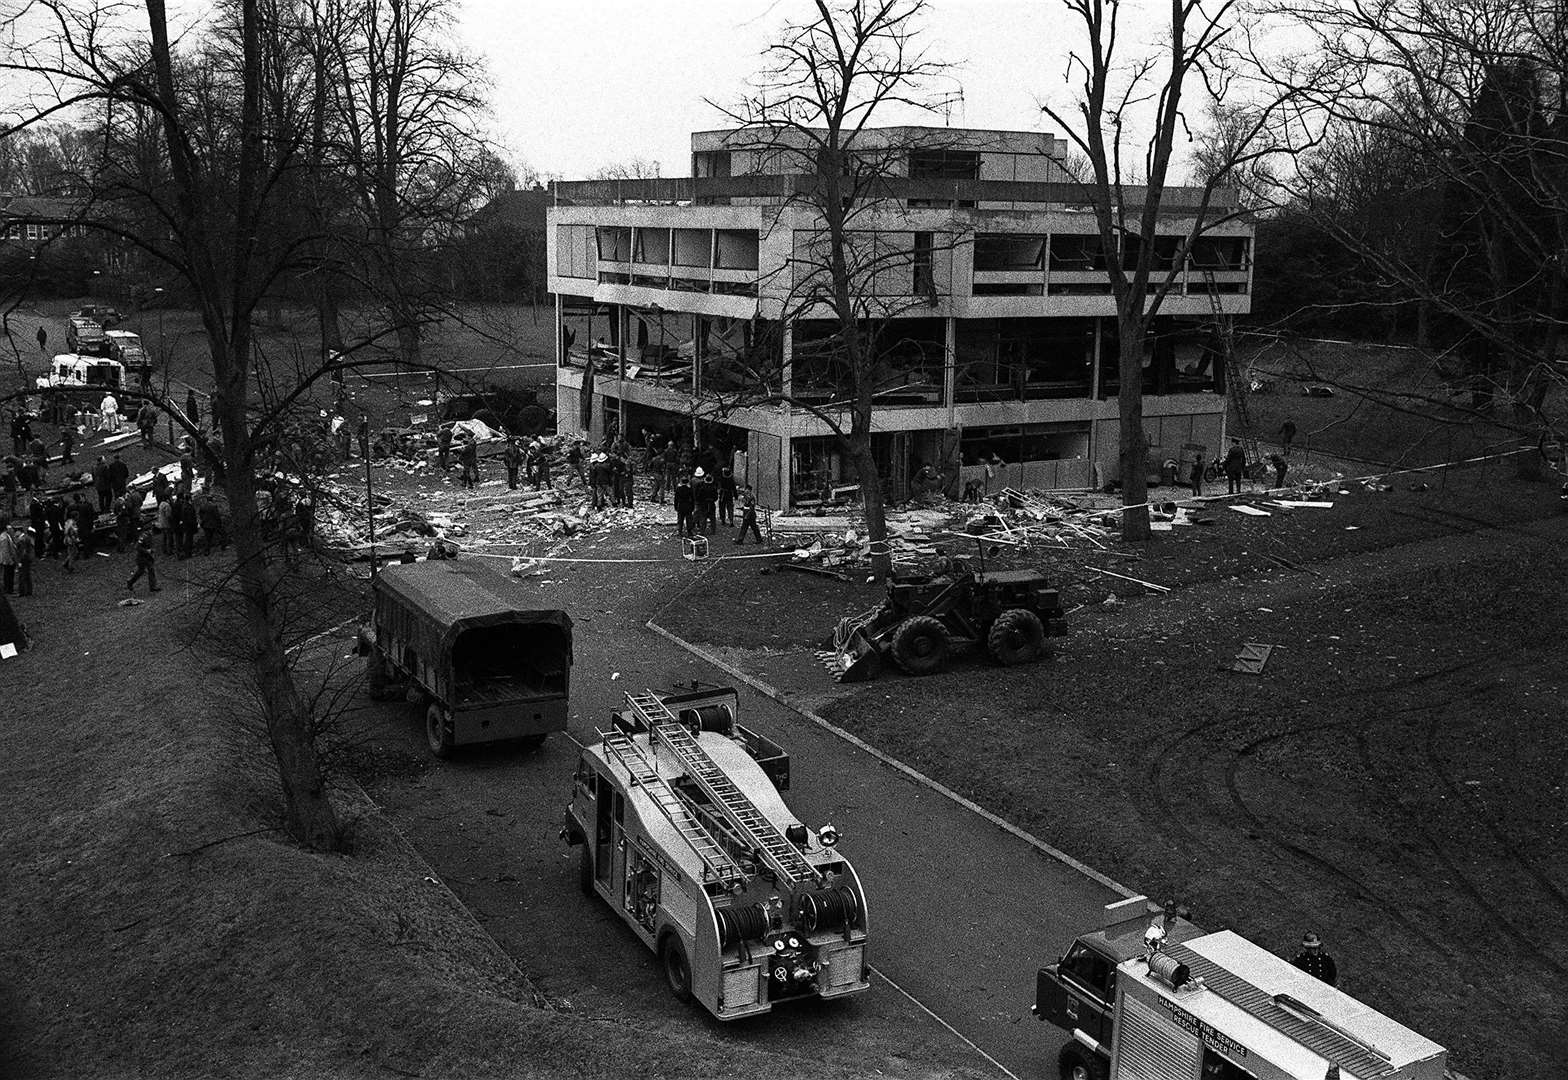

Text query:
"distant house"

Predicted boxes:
[[0, 194, 85, 246]]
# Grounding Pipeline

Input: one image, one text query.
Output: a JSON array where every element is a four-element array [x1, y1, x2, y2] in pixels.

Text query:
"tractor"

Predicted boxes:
[[821, 552, 1066, 682]]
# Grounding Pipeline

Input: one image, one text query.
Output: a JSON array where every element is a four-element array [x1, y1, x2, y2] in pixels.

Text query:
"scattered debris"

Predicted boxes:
[[1085, 566, 1171, 593]]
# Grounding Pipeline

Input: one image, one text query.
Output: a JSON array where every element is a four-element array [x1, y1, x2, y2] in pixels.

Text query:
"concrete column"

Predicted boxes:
[[943, 315, 956, 426], [690, 313, 701, 447], [781, 320, 793, 401]]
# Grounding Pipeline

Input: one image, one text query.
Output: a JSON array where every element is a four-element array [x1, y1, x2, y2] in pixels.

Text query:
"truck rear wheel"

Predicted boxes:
[[425, 704, 453, 759], [659, 934, 693, 1003], [988, 609, 1046, 666], [1059, 1045, 1107, 1080], [890, 615, 948, 676]]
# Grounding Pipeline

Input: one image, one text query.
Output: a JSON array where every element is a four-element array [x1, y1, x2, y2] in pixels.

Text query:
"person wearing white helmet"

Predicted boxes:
[[1291, 931, 1337, 986], [692, 466, 717, 535]]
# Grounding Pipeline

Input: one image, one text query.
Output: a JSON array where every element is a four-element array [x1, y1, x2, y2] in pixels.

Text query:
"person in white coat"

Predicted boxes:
[[99, 393, 120, 433]]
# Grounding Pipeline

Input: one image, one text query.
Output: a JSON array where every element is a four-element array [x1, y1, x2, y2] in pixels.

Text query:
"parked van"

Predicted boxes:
[[362, 559, 572, 758], [37, 353, 123, 391], [65, 317, 109, 356]]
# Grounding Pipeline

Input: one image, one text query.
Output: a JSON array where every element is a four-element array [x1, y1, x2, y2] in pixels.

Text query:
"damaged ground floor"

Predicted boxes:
[[552, 300, 1232, 510]]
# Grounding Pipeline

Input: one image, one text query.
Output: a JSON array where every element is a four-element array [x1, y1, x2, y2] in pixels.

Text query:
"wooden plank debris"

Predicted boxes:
[[1085, 566, 1171, 593]]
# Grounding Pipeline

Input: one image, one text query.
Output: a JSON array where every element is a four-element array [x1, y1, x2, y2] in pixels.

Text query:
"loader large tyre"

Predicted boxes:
[[890, 615, 949, 676], [988, 608, 1046, 666]]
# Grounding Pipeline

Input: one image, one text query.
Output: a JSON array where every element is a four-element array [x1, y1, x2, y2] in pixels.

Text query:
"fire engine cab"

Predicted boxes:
[[1038, 899, 1447, 1080], [562, 685, 871, 1019]]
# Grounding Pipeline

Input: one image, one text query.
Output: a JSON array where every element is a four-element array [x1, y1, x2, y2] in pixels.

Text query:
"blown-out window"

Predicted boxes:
[[974, 234, 1045, 271], [714, 229, 759, 270]]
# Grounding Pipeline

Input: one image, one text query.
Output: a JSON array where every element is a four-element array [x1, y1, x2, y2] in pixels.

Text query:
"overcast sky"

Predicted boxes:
[[456, 0, 1170, 181]]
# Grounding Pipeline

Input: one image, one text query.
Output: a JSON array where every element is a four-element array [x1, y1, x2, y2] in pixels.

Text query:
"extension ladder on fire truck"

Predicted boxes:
[[599, 727, 745, 889], [626, 691, 819, 889], [1202, 268, 1261, 466]]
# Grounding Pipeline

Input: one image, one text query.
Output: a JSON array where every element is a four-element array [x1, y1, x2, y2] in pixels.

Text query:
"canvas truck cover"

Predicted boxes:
[[374, 560, 573, 661]]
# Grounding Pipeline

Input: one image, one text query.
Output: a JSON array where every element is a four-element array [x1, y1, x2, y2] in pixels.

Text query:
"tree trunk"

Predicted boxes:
[[1118, 314, 1152, 541], [317, 280, 344, 355], [848, 427, 892, 580], [213, 340, 342, 852]]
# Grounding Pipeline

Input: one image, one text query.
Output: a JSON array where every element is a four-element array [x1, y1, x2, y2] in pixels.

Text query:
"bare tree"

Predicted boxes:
[[588, 156, 662, 181], [1261, 0, 1568, 457], [323, 0, 492, 369], [707, 0, 956, 579], [0, 0, 368, 849], [1041, 0, 1303, 539]]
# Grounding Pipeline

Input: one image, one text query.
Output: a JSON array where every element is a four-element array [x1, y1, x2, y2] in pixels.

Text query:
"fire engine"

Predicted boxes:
[[1036, 897, 1447, 1080], [562, 685, 871, 1019]]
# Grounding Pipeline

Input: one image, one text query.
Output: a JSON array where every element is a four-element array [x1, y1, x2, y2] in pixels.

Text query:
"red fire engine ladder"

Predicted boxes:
[[599, 728, 744, 890], [626, 691, 820, 890]]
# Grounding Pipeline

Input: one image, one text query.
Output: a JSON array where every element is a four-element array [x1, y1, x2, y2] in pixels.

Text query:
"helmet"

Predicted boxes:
[[693, 467, 706, 478], [1301, 932, 1322, 948]]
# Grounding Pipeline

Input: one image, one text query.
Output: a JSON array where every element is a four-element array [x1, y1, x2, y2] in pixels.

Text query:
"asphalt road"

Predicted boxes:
[[314, 548, 1122, 1080]]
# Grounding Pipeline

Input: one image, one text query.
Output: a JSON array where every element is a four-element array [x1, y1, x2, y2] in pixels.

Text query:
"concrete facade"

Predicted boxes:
[[547, 127, 1251, 509]]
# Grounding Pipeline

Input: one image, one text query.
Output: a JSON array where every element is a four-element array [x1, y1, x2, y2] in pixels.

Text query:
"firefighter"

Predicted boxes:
[[503, 437, 524, 489], [1291, 931, 1338, 987]]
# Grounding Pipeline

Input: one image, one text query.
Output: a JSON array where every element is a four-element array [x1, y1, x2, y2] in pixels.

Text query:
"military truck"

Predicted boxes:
[[66, 317, 111, 357], [104, 330, 152, 376], [563, 685, 870, 1019], [361, 559, 572, 758]]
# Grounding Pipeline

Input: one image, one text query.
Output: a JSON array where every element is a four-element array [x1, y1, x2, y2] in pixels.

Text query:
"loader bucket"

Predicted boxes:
[[833, 629, 883, 682]]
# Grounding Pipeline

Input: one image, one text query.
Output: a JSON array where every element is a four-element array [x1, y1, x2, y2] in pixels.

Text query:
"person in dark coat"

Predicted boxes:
[[44, 497, 65, 558], [1222, 439, 1247, 495], [1189, 455, 1205, 498], [733, 485, 763, 545], [93, 455, 113, 512], [503, 438, 523, 489], [107, 451, 130, 498], [1291, 932, 1337, 987], [177, 492, 198, 558], [197, 495, 224, 554], [185, 388, 200, 429], [58, 424, 75, 464], [586, 452, 607, 509], [1280, 418, 1297, 456], [36, 325, 47, 353], [648, 446, 667, 504], [672, 476, 695, 539], [126, 529, 160, 593], [113, 494, 135, 553], [692, 467, 717, 535], [457, 435, 479, 489], [436, 425, 453, 472], [717, 467, 737, 527], [566, 439, 585, 487], [71, 495, 95, 554], [614, 452, 632, 507], [532, 439, 551, 490]]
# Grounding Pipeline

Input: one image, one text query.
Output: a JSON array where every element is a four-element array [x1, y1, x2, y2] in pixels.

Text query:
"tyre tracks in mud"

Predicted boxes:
[[1124, 509, 1568, 1040]]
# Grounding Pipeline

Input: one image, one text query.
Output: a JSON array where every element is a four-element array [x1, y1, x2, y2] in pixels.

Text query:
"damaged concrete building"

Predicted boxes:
[[547, 126, 1252, 509]]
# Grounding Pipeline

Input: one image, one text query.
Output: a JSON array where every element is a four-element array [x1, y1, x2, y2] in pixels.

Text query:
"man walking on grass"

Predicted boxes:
[[126, 528, 160, 593]]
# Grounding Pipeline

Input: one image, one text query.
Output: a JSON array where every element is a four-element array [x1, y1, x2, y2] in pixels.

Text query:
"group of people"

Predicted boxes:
[[502, 436, 554, 492]]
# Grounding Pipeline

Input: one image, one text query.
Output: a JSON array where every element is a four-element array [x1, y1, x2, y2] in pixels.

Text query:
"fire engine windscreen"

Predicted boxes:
[[451, 624, 568, 705]]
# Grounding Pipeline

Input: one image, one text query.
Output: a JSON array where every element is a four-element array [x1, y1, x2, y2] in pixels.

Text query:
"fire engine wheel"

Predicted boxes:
[[890, 615, 949, 676], [1059, 1045, 1108, 1080], [659, 934, 693, 1003], [425, 704, 454, 759], [987, 609, 1046, 666]]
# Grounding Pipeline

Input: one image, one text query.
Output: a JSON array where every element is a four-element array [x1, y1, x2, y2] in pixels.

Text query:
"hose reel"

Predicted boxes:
[[795, 885, 859, 935]]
